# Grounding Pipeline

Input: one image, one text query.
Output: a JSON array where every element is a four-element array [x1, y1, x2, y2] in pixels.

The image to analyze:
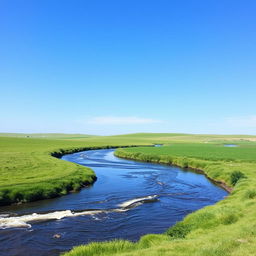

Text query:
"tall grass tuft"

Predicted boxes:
[[230, 171, 246, 186], [166, 222, 192, 239]]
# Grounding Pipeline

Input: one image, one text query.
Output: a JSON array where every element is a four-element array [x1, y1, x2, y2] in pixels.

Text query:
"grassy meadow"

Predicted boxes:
[[65, 135, 256, 256], [1, 133, 256, 255], [0, 134, 152, 206]]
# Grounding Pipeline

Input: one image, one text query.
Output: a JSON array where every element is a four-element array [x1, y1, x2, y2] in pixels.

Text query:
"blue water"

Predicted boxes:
[[0, 149, 228, 256]]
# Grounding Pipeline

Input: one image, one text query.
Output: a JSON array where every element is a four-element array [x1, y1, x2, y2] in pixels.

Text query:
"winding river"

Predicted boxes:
[[0, 149, 228, 256]]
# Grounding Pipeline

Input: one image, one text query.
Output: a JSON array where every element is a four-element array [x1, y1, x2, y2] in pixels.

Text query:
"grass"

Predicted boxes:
[[0, 133, 98, 139], [0, 135, 152, 205], [115, 143, 256, 162], [64, 139, 256, 256], [1, 133, 256, 255]]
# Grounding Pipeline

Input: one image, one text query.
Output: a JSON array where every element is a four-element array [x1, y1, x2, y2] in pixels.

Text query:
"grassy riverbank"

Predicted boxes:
[[1, 133, 256, 255], [64, 140, 256, 256], [0, 135, 151, 206]]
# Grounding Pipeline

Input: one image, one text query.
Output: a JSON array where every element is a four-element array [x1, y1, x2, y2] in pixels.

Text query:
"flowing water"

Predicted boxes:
[[0, 149, 228, 256]]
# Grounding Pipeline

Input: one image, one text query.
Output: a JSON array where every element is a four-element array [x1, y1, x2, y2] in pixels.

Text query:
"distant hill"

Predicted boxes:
[[0, 133, 98, 139]]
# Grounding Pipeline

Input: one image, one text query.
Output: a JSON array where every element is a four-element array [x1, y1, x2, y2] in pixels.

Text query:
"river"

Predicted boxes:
[[0, 148, 228, 256]]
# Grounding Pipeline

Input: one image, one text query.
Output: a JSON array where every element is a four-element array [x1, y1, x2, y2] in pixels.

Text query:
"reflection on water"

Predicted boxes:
[[224, 144, 238, 147]]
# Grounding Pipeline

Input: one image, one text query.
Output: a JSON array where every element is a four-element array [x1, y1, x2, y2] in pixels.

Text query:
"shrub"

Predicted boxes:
[[230, 171, 246, 186], [0, 189, 11, 206], [166, 222, 191, 239]]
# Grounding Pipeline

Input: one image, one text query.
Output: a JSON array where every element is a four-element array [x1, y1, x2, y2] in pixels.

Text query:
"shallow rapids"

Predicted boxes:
[[0, 195, 159, 229]]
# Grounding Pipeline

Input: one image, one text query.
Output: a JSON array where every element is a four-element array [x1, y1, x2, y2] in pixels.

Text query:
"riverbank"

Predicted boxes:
[[114, 148, 233, 193], [64, 143, 256, 256], [0, 136, 150, 206], [1, 134, 256, 255], [0, 144, 97, 206]]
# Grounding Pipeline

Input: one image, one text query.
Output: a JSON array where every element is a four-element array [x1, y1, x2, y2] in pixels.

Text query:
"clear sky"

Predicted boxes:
[[0, 0, 256, 135]]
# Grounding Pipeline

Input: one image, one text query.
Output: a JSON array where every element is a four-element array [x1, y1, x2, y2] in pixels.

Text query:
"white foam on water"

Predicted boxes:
[[0, 218, 32, 229], [157, 181, 165, 186], [118, 195, 158, 208], [72, 210, 104, 217], [0, 209, 104, 229], [0, 214, 10, 218], [0, 195, 159, 229]]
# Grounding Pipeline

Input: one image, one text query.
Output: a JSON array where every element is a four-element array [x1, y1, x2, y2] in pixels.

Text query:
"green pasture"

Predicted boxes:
[[64, 136, 256, 256], [0, 135, 151, 205], [117, 143, 256, 162], [1, 133, 256, 256]]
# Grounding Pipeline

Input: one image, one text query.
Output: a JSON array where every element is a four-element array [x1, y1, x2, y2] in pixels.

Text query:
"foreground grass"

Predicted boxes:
[[64, 141, 256, 256]]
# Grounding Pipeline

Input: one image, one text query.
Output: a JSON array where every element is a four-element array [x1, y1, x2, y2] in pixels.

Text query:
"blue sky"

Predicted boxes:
[[0, 0, 256, 135]]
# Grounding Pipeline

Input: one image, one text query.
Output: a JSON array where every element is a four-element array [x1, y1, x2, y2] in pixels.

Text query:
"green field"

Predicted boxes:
[[1, 133, 256, 256], [116, 142, 256, 163], [0, 134, 154, 206], [66, 136, 256, 256]]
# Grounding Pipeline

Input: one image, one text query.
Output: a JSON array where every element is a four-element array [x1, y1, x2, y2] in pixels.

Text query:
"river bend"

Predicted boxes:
[[0, 149, 228, 256]]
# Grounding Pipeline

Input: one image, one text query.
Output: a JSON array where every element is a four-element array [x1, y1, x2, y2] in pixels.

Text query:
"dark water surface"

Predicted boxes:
[[0, 149, 228, 256]]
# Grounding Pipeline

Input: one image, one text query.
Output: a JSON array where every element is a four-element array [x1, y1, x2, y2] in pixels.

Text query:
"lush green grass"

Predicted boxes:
[[0, 135, 152, 205], [1, 133, 256, 255], [112, 133, 256, 143], [64, 139, 256, 256], [116, 143, 256, 162]]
